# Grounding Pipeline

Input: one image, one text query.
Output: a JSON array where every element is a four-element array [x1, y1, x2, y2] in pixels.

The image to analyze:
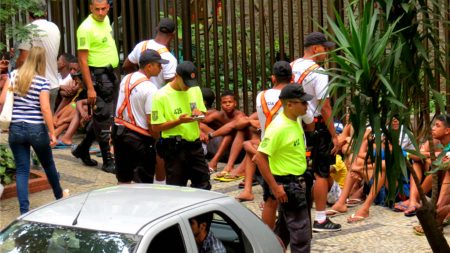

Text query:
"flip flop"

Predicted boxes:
[[393, 201, 409, 212], [346, 198, 363, 207], [413, 225, 424, 236], [326, 209, 346, 217], [404, 206, 417, 217], [214, 173, 230, 181], [347, 213, 367, 223], [53, 140, 73, 149], [218, 175, 244, 182]]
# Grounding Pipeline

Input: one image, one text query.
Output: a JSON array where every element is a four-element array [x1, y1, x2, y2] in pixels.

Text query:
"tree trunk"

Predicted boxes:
[[416, 202, 450, 252]]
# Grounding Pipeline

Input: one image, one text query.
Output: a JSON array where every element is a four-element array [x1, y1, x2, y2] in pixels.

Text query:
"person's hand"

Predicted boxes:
[[49, 133, 57, 147], [178, 114, 195, 123], [200, 132, 209, 143], [80, 110, 92, 122], [87, 88, 96, 106], [330, 135, 342, 155], [272, 184, 288, 204]]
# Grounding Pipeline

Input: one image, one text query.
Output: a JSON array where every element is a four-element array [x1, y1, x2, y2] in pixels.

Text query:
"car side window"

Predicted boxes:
[[146, 224, 186, 253], [188, 211, 253, 253]]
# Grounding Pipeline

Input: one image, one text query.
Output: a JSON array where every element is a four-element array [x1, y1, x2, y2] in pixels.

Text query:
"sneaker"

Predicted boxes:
[[313, 217, 342, 232]]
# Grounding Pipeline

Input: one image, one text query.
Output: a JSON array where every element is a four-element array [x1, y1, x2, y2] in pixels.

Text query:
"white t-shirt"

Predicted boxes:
[[127, 39, 177, 89], [256, 87, 313, 138], [18, 19, 60, 90], [291, 58, 328, 117], [58, 73, 72, 87], [115, 72, 158, 130]]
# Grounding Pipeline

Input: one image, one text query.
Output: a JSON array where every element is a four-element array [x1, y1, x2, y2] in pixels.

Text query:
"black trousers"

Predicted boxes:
[[306, 121, 335, 178], [159, 138, 211, 190], [112, 125, 156, 183], [76, 72, 117, 161]]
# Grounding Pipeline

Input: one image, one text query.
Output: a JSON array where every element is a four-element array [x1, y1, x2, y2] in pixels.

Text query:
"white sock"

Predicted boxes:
[[315, 211, 326, 223]]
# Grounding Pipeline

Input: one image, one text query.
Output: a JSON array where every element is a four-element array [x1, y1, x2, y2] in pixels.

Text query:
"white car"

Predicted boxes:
[[0, 184, 284, 252]]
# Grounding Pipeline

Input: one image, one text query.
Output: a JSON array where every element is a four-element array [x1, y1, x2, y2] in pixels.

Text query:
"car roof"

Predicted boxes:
[[21, 184, 228, 234]]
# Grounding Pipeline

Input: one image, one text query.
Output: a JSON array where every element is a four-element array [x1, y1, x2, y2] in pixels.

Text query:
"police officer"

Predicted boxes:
[[254, 85, 313, 253], [72, 0, 118, 173], [113, 49, 167, 183], [151, 61, 211, 190]]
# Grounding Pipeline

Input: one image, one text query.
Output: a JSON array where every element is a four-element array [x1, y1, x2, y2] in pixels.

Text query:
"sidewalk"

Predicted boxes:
[[0, 138, 449, 252]]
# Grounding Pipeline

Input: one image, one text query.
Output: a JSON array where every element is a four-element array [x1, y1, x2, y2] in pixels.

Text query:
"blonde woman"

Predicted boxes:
[[0, 46, 64, 214]]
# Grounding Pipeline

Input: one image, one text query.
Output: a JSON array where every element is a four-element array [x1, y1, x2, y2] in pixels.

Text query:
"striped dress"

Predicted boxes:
[[11, 71, 50, 124]]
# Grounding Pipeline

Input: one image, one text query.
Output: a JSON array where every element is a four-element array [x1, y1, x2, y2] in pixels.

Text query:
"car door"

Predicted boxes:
[[136, 215, 197, 253]]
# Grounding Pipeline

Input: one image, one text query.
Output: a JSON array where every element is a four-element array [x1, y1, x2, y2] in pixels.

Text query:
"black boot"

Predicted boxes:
[[100, 144, 115, 174], [72, 146, 98, 167]]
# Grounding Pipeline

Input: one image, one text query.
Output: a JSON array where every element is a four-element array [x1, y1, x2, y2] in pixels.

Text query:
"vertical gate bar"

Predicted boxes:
[[163, 0, 168, 17], [268, 0, 275, 67], [259, 0, 266, 90], [307, 0, 313, 33], [156, 0, 161, 22], [203, 0, 211, 88], [146, 1, 152, 38], [173, 0, 179, 59], [80, 0, 86, 19], [212, 0, 220, 103], [194, 0, 202, 84], [446, 0, 450, 113], [182, 0, 192, 61], [121, 0, 129, 61], [129, 0, 136, 48], [63, 0, 72, 53], [137, 0, 143, 40], [287, 0, 294, 61], [318, 0, 323, 28], [222, 0, 230, 91], [230, 0, 239, 105], [240, 0, 249, 114], [277, 0, 285, 60], [249, 0, 257, 111], [297, 0, 304, 57]]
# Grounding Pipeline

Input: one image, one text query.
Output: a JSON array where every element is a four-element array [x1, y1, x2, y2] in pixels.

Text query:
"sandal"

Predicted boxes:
[[413, 225, 424, 236], [404, 206, 417, 217], [218, 174, 244, 182], [393, 201, 408, 212]]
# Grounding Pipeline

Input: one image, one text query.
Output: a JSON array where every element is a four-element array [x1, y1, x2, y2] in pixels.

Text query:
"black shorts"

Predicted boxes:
[[160, 138, 211, 190], [112, 125, 156, 183], [307, 122, 335, 178]]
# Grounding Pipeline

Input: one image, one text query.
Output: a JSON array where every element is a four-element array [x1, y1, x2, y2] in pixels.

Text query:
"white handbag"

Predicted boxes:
[[0, 77, 14, 130]]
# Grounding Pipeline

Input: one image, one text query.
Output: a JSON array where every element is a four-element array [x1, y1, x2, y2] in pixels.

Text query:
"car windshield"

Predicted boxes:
[[0, 220, 141, 253]]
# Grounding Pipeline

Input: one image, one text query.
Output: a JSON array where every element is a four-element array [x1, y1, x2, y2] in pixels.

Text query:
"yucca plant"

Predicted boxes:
[[325, 0, 449, 251]]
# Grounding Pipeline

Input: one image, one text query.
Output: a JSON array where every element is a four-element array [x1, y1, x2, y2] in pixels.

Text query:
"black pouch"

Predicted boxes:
[[282, 181, 307, 211]]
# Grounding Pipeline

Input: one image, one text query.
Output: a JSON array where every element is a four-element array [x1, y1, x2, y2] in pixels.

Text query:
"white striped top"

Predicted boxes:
[[11, 71, 50, 124]]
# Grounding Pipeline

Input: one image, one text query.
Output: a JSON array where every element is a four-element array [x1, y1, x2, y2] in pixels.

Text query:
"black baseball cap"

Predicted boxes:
[[158, 18, 176, 34], [139, 49, 169, 67], [279, 84, 313, 101], [304, 32, 335, 48], [176, 61, 197, 87], [273, 61, 292, 77]]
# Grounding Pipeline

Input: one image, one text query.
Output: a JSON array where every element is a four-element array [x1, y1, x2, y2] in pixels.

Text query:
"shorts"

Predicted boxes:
[[307, 122, 335, 178], [113, 125, 156, 183]]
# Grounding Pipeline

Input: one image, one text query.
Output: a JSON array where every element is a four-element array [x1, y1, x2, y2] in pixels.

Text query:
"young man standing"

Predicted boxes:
[[291, 32, 343, 232], [254, 85, 313, 253], [72, 0, 119, 174], [123, 18, 177, 88], [113, 49, 167, 184], [16, 0, 60, 112], [151, 61, 211, 190]]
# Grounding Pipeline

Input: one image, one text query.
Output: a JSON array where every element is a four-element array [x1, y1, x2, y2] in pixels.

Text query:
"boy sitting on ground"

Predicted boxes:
[[200, 90, 246, 172]]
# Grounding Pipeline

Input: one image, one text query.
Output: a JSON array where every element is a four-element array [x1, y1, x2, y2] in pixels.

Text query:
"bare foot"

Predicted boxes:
[[208, 161, 218, 172], [330, 203, 348, 213], [235, 192, 254, 202]]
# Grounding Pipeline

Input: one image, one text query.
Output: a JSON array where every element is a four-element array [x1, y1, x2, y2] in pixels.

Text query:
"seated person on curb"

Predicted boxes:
[[212, 112, 261, 181], [253, 85, 313, 253], [55, 53, 79, 113], [200, 90, 246, 172], [413, 114, 450, 234], [189, 213, 226, 253]]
